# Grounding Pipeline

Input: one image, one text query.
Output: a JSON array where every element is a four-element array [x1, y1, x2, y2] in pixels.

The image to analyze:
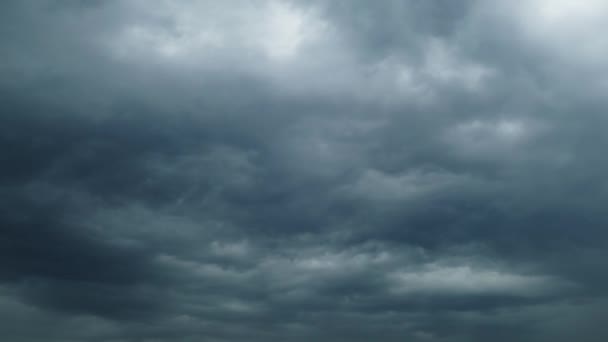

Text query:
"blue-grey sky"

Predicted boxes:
[[2, 1, 608, 341]]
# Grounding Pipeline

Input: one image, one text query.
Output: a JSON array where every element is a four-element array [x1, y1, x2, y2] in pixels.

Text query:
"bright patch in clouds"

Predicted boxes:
[[510, 0, 608, 68], [109, 0, 328, 63], [344, 169, 472, 202], [443, 118, 542, 159], [262, 2, 323, 60], [389, 265, 557, 296], [532, 0, 608, 27], [453, 119, 528, 143], [423, 39, 492, 91]]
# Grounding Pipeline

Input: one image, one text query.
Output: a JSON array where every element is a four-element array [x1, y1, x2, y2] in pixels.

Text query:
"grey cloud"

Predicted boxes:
[[1, 0, 608, 341]]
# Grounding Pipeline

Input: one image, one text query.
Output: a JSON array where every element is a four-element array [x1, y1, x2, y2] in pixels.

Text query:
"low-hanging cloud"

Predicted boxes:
[[2, 1, 608, 341]]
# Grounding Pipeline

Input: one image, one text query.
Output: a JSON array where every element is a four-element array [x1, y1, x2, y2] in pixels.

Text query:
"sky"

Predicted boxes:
[[1, 1, 608, 341]]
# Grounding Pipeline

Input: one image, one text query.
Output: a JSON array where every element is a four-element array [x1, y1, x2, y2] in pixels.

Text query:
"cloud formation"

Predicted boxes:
[[2, 1, 608, 341]]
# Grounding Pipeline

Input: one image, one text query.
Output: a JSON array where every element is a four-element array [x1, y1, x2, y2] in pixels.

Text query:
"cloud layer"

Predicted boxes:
[[2, 1, 608, 341]]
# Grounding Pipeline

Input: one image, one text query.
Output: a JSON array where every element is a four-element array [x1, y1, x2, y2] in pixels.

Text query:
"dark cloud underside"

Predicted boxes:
[[2, 1, 608, 341]]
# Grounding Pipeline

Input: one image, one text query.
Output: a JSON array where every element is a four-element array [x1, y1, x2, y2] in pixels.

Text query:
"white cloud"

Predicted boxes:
[[482, 0, 608, 73], [260, 1, 327, 61], [107, 0, 329, 65], [388, 264, 559, 296]]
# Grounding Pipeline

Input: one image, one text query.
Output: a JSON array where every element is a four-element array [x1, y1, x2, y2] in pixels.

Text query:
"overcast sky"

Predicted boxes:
[[2, 1, 608, 341]]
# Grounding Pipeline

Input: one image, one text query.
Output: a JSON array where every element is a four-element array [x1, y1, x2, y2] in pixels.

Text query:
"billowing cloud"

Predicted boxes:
[[1, 1, 608, 341]]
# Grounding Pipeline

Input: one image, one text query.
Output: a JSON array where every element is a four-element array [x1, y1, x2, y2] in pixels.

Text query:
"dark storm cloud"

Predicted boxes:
[[2, 0, 608, 341]]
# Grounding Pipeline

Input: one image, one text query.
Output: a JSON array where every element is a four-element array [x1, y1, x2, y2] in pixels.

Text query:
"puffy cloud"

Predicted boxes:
[[1, 1, 608, 341]]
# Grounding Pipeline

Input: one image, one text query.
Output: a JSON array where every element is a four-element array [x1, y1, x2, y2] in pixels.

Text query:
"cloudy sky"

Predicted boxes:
[[2, 1, 608, 341]]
